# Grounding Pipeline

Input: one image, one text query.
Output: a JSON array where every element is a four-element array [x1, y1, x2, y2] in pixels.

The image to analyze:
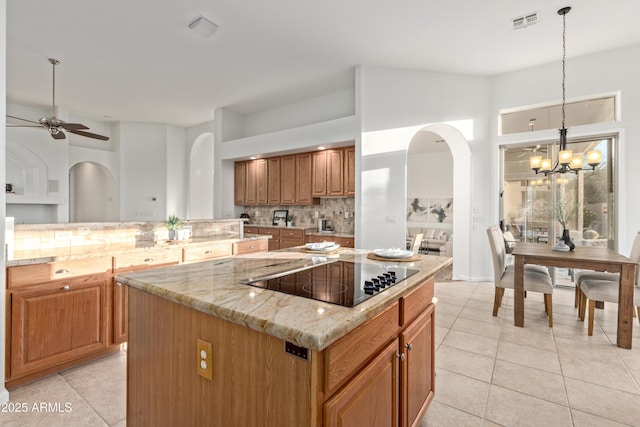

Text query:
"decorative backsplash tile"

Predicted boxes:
[[241, 198, 355, 234]]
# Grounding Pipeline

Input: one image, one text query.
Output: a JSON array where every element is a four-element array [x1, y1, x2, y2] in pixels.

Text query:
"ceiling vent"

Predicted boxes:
[[513, 12, 539, 30]]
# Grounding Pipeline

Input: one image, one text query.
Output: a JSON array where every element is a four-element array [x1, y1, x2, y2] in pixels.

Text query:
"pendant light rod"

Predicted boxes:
[[530, 6, 602, 176]]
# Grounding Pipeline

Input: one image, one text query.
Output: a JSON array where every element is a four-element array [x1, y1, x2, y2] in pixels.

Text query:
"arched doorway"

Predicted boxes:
[[189, 132, 214, 219], [406, 124, 471, 280], [69, 161, 118, 222]]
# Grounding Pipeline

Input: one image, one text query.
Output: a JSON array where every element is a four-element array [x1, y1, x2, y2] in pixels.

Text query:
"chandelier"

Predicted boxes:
[[530, 6, 602, 175]]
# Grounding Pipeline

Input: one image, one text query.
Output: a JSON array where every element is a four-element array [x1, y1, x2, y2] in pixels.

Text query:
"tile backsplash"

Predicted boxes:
[[242, 198, 355, 234]]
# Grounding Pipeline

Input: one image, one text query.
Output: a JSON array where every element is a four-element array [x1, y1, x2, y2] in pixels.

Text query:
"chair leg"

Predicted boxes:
[[637, 306, 640, 325], [493, 287, 504, 316], [574, 285, 579, 308], [578, 288, 586, 321], [588, 299, 595, 336], [545, 294, 553, 327]]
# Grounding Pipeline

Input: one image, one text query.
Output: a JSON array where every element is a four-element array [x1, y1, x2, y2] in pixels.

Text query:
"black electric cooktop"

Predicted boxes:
[[240, 260, 419, 307]]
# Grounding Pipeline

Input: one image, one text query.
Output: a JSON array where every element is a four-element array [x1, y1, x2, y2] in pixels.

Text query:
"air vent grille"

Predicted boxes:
[[513, 11, 539, 30]]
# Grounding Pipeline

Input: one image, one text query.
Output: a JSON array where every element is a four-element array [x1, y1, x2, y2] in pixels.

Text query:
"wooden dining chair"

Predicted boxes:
[[486, 226, 554, 326], [577, 231, 640, 335]]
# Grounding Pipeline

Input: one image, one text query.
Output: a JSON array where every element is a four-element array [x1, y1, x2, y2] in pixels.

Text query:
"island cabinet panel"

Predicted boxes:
[[127, 288, 318, 427], [10, 274, 109, 379], [401, 306, 435, 427], [324, 301, 400, 395], [234, 161, 246, 205], [324, 339, 399, 427]]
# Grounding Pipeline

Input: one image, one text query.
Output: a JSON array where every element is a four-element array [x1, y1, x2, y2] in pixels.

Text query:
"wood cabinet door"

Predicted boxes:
[[334, 236, 354, 248], [267, 157, 281, 205], [344, 146, 356, 196], [255, 158, 268, 204], [245, 159, 257, 205], [312, 150, 328, 196], [327, 149, 344, 196], [400, 305, 435, 427], [280, 155, 296, 204], [113, 280, 129, 344], [234, 161, 246, 205], [324, 339, 399, 427], [10, 275, 108, 378], [296, 153, 314, 204]]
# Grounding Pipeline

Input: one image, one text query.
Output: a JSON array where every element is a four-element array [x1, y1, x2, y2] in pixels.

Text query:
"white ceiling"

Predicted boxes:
[[7, 1, 640, 127]]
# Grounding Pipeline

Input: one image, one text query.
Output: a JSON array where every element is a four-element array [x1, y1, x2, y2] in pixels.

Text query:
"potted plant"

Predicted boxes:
[[552, 200, 576, 250], [286, 214, 293, 227], [164, 214, 183, 240]]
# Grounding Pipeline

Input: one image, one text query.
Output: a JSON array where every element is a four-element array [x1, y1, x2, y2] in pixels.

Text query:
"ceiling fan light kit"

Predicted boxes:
[[6, 58, 109, 141]]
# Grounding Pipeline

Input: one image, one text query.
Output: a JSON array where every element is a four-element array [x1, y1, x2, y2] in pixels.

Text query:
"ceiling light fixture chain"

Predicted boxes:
[[529, 6, 602, 176]]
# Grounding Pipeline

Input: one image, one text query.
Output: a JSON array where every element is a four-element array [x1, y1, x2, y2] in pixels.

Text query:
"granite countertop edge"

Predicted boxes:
[[116, 250, 451, 351]]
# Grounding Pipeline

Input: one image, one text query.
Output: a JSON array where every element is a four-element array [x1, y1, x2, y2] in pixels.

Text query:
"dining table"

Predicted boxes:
[[512, 243, 638, 349]]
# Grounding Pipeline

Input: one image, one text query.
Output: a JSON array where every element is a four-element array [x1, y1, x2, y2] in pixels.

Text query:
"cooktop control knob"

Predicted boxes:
[[377, 276, 388, 287], [363, 280, 375, 295]]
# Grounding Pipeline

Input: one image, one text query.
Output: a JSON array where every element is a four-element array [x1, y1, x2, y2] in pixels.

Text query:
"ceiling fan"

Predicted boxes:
[[6, 58, 109, 141]]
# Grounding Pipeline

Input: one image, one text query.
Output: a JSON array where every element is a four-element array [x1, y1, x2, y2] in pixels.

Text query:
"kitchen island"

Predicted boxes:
[[117, 248, 451, 427]]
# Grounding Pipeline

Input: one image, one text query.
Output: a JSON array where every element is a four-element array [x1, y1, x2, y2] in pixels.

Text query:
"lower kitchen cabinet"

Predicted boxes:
[[9, 274, 110, 382], [258, 227, 281, 251], [324, 339, 399, 427], [112, 280, 129, 345], [279, 228, 305, 249]]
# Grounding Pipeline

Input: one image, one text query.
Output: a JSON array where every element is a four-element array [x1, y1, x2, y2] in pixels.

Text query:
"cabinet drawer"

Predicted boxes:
[[305, 234, 326, 244], [401, 277, 434, 327], [258, 227, 280, 238], [324, 301, 400, 395], [7, 256, 113, 288], [334, 237, 354, 248], [183, 243, 232, 263], [233, 239, 268, 255], [280, 229, 304, 239], [114, 248, 182, 271], [243, 226, 260, 235]]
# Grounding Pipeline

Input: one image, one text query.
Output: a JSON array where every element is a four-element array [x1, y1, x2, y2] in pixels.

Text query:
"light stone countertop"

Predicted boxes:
[[7, 235, 268, 267], [116, 248, 451, 351]]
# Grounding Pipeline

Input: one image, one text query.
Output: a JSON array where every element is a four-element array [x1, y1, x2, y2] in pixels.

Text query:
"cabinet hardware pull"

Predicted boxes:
[[144, 258, 153, 262], [405, 343, 413, 351], [62, 285, 70, 291], [205, 250, 212, 254], [55, 269, 69, 274], [116, 282, 123, 287], [397, 353, 405, 362]]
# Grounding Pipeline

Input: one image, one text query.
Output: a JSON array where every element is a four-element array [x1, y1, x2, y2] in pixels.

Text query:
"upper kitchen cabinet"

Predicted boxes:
[[244, 159, 258, 205], [267, 157, 281, 205], [312, 146, 354, 197], [234, 162, 246, 205], [281, 153, 319, 205], [344, 146, 356, 196], [255, 159, 268, 205]]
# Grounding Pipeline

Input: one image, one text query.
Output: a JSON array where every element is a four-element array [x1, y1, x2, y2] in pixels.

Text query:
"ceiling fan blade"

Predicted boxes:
[[6, 114, 42, 125], [67, 129, 110, 141], [59, 122, 90, 130], [6, 124, 43, 128]]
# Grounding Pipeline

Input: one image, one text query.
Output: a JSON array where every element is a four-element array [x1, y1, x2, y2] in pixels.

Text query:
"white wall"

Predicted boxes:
[[165, 125, 187, 219], [117, 122, 169, 221], [491, 43, 640, 255]]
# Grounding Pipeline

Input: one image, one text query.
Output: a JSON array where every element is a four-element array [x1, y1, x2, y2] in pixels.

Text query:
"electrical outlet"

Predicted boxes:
[[344, 211, 349, 219], [197, 339, 213, 380]]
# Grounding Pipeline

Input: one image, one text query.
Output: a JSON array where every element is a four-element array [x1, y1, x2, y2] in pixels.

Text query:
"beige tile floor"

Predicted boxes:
[[2, 275, 640, 426]]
